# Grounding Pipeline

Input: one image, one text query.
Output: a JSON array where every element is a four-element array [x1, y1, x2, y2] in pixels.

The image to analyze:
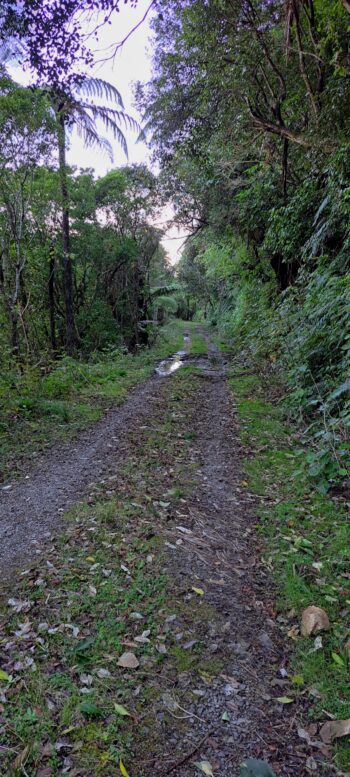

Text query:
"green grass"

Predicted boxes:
[[229, 366, 350, 771], [0, 337, 213, 776], [0, 319, 196, 483]]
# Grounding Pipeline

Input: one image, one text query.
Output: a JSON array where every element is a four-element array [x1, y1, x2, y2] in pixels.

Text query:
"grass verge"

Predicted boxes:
[[0, 320, 198, 483], [228, 367, 350, 771]]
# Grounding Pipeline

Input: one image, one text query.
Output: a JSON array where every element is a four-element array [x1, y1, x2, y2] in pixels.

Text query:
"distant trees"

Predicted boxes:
[[0, 78, 54, 358], [0, 76, 171, 363]]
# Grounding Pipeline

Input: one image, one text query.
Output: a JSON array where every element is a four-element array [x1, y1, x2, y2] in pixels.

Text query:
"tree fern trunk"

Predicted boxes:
[[48, 243, 57, 354], [57, 113, 76, 355]]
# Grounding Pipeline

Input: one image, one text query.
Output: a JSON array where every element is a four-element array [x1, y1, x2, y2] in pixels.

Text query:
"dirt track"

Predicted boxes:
[[0, 335, 335, 775], [0, 378, 162, 577]]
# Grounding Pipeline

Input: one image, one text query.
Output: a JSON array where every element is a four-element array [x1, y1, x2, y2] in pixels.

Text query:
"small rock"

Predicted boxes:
[[258, 631, 274, 651]]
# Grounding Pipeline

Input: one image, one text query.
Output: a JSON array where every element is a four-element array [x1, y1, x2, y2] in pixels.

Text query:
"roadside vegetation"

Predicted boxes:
[[139, 0, 350, 496], [0, 320, 195, 483], [228, 364, 350, 771]]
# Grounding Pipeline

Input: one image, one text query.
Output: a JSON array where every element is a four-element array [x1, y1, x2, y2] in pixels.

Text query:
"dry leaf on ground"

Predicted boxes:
[[320, 718, 350, 743], [300, 605, 330, 636], [117, 652, 139, 669], [194, 761, 214, 776]]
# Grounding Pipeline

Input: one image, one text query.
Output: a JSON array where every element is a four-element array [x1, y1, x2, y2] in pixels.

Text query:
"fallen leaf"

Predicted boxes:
[[120, 757, 131, 777], [194, 760, 214, 776], [301, 605, 330, 636], [0, 669, 11, 682], [114, 703, 131, 717], [320, 718, 350, 744], [80, 673, 93, 686], [134, 630, 151, 644], [276, 696, 294, 704], [79, 701, 103, 717], [297, 727, 312, 745], [287, 625, 299, 640], [96, 668, 111, 679], [291, 674, 304, 686], [8, 598, 31, 613], [14, 620, 32, 637], [332, 652, 345, 668], [240, 759, 276, 777], [117, 652, 139, 669], [13, 746, 30, 770], [192, 587, 204, 596]]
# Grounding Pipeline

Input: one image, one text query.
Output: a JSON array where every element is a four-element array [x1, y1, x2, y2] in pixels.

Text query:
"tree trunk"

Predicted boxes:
[[10, 307, 19, 359], [57, 113, 76, 355], [48, 244, 57, 354], [282, 138, 288, 202]]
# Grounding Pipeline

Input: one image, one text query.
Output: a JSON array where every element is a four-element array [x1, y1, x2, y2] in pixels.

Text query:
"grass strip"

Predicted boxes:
[[228, 368, 350, 771], [0, 346, 211, 776]]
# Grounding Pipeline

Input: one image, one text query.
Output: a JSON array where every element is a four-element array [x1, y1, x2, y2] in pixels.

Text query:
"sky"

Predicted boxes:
[[65, 2, 185, 265], [67, 2, 153, 175], [9, 1, 185, 263]]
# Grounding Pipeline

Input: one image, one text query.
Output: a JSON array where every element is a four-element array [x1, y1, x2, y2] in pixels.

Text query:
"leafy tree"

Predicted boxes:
[[0, 1, 140, 84], [0, 77, 54, 357], [49, 77, 139, 353]]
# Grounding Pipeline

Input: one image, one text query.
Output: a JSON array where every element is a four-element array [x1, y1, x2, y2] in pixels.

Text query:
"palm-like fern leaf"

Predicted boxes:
[[74, 106, 114, 158], [80, 103, 140, 133], [151, 284, 182, 298], [76, 77, 125, 108]]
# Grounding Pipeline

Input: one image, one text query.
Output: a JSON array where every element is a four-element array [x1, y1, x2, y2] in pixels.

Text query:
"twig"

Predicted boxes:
[[157, 727, 216, 776], [96, 1, 156, 65]]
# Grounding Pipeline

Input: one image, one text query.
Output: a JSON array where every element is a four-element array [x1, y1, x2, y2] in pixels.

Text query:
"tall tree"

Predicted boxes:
[[50, 78, 139, 354]]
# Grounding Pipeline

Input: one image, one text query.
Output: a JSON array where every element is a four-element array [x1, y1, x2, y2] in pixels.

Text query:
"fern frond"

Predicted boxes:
[[74, 105, 114, 160], [76, 77, 124, 108], [80, 103, 140, 133], [151, 284, 182, 298]]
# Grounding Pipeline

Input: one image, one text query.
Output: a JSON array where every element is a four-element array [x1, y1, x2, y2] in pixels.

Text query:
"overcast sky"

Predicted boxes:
[[10, 1, 185, 263], [67, 2, 153, 175], [68, 2, 185, 263]]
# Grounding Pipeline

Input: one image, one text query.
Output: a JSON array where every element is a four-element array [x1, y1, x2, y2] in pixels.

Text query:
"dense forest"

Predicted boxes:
[[136, 0, 350, 492], [1, 2, 350, 776], [1, 0, 349, 491]]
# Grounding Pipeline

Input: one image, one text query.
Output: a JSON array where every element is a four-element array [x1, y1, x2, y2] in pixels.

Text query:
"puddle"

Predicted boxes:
[[155, 333, 225, 378], [155, 334, 190, 377], [155, 350, 187, 377]]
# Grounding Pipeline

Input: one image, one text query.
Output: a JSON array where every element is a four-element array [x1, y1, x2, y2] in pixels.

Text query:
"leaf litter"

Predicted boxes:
[[0, 334, 336, 776]]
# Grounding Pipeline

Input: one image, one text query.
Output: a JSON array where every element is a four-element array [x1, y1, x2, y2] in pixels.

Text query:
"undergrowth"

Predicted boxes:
[[0, 320, 195, 483], [229, 368, 350, 771]]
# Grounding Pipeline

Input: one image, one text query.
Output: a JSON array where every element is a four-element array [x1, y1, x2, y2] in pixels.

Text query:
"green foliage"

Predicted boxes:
[[230, 368, 350, 770]]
